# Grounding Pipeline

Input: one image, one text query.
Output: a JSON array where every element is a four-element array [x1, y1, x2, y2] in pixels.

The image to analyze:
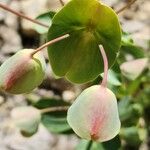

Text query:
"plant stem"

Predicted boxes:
[[59, 0, 65, 6], [116, 0, 138, 14], [87, 141, 93, 150], [31, 34, 69, 56], [40, 106, 69, 114], [0, 3, 49, 28], [0, 0, 138, 29], [99, 45, 108, 87]]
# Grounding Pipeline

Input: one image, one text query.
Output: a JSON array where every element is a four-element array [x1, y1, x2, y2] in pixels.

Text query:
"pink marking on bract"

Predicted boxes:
[[4, 58, 30, 91], [90, 105, 106, 141], [90, 116, 100, 140]]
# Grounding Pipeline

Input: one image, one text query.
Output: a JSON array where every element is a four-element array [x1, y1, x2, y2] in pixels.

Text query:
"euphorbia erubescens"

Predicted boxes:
[[67, 45, 121, 142]]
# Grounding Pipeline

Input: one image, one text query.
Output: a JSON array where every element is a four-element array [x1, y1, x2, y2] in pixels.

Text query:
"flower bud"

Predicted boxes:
[[0, 49, 46, 94], [11, 106, 41, 136], [67, 85, 120, 142]]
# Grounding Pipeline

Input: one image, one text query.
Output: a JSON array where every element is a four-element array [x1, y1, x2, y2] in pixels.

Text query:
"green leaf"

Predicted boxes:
[[121, 44, 145, 59], [120, 127, 142, 146], [34, 98, 72, 134], [101, 70, 121, 86], [120, 32, 145, 59], [34, 11, 55, 34], [102, 136, 121, 150], [118, 97, 143, 126], [76, 136, 121, 150], [42, 115, 71, 133], [47, 0, 121, 83]]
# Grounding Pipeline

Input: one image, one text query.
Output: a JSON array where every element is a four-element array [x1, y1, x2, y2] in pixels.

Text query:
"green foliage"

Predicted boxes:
[[34, 11, 55, 34], [118, 97, 143, 127], [119, 32, 145, 63], [1, 0, 149, 149], [47, 0, 121, 83], [76, 136, 121, 150], [34, 98, 72, 134]]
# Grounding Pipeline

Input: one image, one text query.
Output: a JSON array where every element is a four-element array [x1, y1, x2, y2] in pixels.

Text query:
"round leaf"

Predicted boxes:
[[47, 0, 121, 83]]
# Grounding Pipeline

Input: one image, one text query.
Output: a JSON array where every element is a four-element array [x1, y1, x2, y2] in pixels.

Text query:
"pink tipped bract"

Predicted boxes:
[[67, 85, 120, 142], [0, 49, 46, 94]]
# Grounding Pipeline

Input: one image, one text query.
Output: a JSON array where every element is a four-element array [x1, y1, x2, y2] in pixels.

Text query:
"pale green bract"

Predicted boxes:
[[67, 85, 121, 142], [11, 106, 41, 136], [0, 49, 46, 94]]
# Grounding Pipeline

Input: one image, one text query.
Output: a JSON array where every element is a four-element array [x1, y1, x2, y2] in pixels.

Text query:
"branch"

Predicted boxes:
[[31, 34, 69, 56], [40, 106, 69, 114], [116, 0, 138, 14], [0, 3, 49, 28], [0, 0, 138, 30], [59, 0, 65, 6], [99, 45, 108, 87]]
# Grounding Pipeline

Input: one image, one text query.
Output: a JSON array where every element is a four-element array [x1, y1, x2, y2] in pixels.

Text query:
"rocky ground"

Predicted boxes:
[[0, 0, 149, 150]]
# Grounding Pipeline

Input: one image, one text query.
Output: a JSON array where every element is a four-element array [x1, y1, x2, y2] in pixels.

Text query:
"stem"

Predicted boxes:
[[116, 0, 138, 14], [87, 141, 93, 150], [40, 106, 69, 114], [0, 3, 49, 28], [31, 34, 69, 56], [59, 0, 65, 6], [99, 45, 108, 87], [0, 0, 138, 29]]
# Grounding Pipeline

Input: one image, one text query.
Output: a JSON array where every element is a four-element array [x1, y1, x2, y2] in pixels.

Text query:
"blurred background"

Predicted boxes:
[[0, 0, 149, 150]]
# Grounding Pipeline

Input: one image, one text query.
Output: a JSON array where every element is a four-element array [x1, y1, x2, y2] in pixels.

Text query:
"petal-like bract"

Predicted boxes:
[[67, 85, 120, 142], [11, 106, 41, 135], [0, 49, 46, 94]]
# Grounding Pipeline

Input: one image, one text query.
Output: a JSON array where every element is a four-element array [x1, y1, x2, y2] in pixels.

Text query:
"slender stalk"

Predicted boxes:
[[59, 0, 65, 6], [0, 0, 138, 29], [116, 0, 138, 14], [0, 3, 49, 28], [99, 45, 108, 87], [87, 141, 93, 150], [40, 106, 69, 114], [31, 34, 69, 56]]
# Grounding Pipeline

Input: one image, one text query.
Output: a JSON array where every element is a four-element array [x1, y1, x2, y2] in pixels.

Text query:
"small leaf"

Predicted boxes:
[[34, 11, 55, 34], [47, 0, 121, 83], [101, 70, 121, 86], [120, 127, 142, 146], [118, 97, 143, 126], [34, 98, 72, 134], [42, 115, 71, 133], [120, 32, 145, 59]]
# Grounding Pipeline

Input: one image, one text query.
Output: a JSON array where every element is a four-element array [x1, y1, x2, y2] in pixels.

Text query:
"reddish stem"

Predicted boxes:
[[31, 34, 69, 56], [116, 0, 137, 14], [59, 0, 65, 6], [99, 45, 108, 87], [0, 3, 49, 28], [41, 106, 69, 114]]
